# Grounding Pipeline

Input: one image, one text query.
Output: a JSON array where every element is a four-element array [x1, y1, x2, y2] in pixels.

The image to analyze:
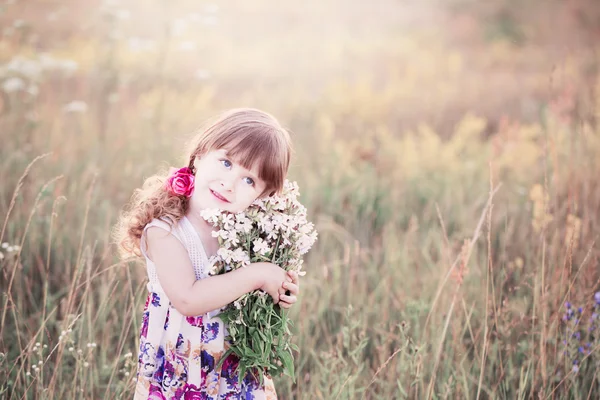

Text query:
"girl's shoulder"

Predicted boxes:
[[142, 216, 187, 254], [145, 216, 176, 232], [144, 216, 189, 234]]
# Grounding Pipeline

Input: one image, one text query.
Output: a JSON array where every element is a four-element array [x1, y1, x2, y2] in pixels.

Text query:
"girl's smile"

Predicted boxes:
[[210, 189, 230, 203]]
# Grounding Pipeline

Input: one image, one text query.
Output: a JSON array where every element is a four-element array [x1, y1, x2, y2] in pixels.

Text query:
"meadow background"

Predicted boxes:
[[1, 0, 600, 398]]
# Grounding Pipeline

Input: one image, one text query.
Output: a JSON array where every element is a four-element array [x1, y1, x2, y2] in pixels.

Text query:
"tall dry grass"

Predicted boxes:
[[1, 1, 600, 399]]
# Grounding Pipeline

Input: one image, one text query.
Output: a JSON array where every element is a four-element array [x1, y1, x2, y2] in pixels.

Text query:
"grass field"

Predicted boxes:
[[1, 0, 600, 398]]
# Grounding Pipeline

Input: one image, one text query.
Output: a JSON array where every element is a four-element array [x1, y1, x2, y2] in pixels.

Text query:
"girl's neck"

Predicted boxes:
[[185, 207, 219, 257]]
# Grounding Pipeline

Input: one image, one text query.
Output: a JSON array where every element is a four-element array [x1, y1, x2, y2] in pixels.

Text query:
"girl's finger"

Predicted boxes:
[[279, 294, 297, 304], [287, 270, 299, 284], [282, 282, 299, 295]]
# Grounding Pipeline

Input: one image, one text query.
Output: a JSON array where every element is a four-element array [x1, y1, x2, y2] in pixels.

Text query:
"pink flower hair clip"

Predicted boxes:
[[165, 167, 195, 197]]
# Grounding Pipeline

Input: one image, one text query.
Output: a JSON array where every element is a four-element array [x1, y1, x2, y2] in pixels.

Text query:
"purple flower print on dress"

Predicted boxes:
[[141, 311, 149, 338], [139, 343, 158, 379], [219, 353, 239, 381], [243, 368, 263, 393], [200, 350, 215, 373], [176, 333, 185, 350], [203, 322, 220, 342], [152, 346, 166, 385], [164, 309, 170, 330], [161, 360, 178, 391], [151, 293, 161, 307], [175, 333, 191, 359], [148, 384, 167, 400], [162, 359, 187, 395], [182, 383, 206, 400], [186, 315, 203, 327]]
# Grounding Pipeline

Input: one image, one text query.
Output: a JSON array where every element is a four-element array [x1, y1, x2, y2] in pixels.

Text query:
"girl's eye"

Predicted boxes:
[[243, 177, 255, 186], [221, 159, 232, 168]]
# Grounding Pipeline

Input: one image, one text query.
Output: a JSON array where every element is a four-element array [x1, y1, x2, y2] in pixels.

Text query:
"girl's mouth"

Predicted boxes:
[[210, 189, 230, 203]]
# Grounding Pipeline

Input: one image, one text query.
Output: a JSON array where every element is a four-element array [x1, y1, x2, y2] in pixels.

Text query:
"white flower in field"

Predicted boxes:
[[116, 9, 130, 20], [2, 77, 25, 93], [252, 197, 266, 210], [200, 208, 220, 224], [6, 57, 42, 80], [171, 18, 188, 37], [63, 101, 88, 113], [47, 11, 60, 22], [234, 215, 252, 233], [38, 54, 78, 75], [201, 15, 219, 26], [253, 238, 270, 256], [178, 41, 196, 52], [127, 38, 157, 53], [231, 248, 250, 266], [204, 4, 219, 13], [217, 248, 233, 264], [1, 243, 8, 249], [266, 230, 278, 241], [27, 84, 39, 97], [295, 260, 307, 276], [194, 69, 211, 81], [207, 262, 219, 275], [296, 231, 317, 255], [221, 214, 234, 230], [211, 229, 228, 240], [60, 60, 78, 75], [108, 92, 119, 103], [299, 222, 314, 235], [227, 232, 240, 247], [0, 252, 5, 261]]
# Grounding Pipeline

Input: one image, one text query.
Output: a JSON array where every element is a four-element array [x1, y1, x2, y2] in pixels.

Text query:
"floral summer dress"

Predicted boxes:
[[134, 216, 277, 399]]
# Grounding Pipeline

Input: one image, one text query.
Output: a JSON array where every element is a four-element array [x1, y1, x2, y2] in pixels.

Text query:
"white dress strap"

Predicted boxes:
[[141, 218, 185, 294]]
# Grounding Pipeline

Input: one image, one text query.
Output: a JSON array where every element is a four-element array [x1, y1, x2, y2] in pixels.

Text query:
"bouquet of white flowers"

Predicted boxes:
[[200, 180, 318, 383]]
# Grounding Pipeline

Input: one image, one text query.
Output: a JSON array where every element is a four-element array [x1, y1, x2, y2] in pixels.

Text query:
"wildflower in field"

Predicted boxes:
[[4, 56, 42, 80], [194, 69, 211, 81], [201, 179, 317, 382], [2, 77, 26, 93], [0, 243, 20, 261], [560, 292, 600, 378], [62, 101, 88, 113], [529, 184, 553, 233]]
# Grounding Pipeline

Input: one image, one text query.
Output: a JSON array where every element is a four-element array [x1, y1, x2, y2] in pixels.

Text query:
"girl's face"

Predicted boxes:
[[190, 149, 267, 214]]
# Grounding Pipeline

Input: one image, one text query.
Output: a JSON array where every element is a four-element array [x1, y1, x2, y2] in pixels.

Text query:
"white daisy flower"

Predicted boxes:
[[252, 238, 270, 256]]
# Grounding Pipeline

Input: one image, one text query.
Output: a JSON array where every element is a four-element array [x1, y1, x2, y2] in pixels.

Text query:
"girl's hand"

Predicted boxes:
[[278, 270, 300, 309], [252, 262, 288, 304]]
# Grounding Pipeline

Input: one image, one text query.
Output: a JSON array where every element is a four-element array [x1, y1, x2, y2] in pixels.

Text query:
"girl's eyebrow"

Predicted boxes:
[[222, 150, 261, 182]]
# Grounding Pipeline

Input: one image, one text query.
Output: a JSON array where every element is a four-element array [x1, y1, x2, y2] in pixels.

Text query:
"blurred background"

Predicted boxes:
[[1, 0, 600, 398]]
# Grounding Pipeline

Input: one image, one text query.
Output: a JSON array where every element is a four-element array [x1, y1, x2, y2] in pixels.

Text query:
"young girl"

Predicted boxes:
[[115, 108, 301, 399]]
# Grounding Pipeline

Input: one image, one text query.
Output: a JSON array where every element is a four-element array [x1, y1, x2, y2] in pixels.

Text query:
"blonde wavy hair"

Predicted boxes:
[[113, 108, 293, 258]]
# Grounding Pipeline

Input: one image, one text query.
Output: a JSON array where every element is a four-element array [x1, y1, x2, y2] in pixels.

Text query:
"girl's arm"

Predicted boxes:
[[146, 226, 288, 317]]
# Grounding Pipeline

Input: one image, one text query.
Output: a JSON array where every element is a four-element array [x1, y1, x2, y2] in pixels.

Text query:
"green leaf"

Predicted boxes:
[[280, 350, 295, 382]]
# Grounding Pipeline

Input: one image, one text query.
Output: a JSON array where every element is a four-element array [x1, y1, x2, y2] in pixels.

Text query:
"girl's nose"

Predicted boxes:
[[220, 179, 234, 191]]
